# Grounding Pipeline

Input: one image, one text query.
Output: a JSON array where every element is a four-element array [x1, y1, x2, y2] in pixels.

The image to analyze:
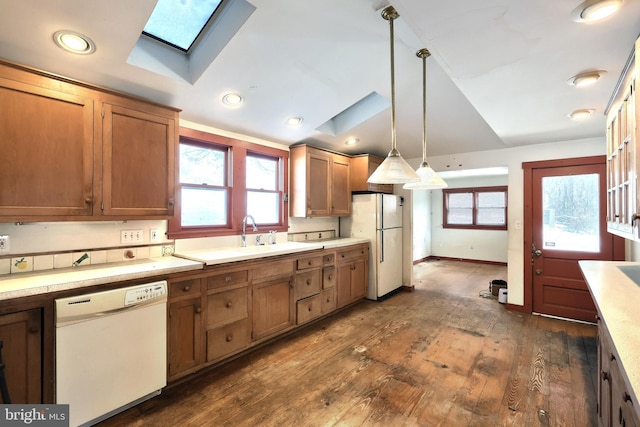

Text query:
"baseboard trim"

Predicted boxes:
[[414, 256, 507, 267], [506, 303, 527, 312], [402, 284, 415, 292]]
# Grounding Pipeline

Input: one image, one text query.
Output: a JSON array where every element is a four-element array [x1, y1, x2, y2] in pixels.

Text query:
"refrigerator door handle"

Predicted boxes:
[[380, 229, 384, 263]]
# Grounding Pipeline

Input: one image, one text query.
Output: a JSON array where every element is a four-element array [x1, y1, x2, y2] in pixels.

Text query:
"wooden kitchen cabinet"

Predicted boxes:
[[251, 258, 295, 341], [350, 154, 393, 194], [0, 59, 178, 222], [606, 37, 638, 239], [336, 244, 369, 308], [289, 145, 351, 217], [0, 309, 42, 404], [168, 277, 204, 380], [597, 317, 640, 427]]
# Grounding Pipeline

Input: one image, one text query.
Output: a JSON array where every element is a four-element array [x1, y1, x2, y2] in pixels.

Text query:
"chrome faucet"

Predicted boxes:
[[241, 215, 258, 247]]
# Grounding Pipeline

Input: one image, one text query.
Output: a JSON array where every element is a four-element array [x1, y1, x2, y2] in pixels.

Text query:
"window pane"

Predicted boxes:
[[477, 208, 505, 225], [449, 192, 473, 208], [542, 173, 599, 252], [478, 192, 505, 208], [448, 208, 473, 224], [246, 155, 277, 191], [143, 0, 224, 51], [181, 187, 227, 226], [180, 144, 225, 186], [247, 191, 279, 224]]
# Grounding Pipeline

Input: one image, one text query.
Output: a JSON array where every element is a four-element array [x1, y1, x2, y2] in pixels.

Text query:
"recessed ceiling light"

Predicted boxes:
[[569, 109, 595, 119], [345, 137, 359, 146], [285, 117, 303, 127], [222, 93, 243, 106], [568, 71, 605, 87], [53, 30, 96, 55], [571, 0, 623, 23]]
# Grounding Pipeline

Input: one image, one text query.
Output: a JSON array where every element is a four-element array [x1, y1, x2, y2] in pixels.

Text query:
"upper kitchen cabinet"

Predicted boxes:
[[0, 60, 178, 222], [350, 154, 393, 194], [289, 145, 351, 217], [606, 38, 638, 239]]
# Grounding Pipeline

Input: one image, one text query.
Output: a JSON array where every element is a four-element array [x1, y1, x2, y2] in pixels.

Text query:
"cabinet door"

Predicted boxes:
[[331, 154, 351, 216], [350, 258, 368, 300], [252, 277, 293, 341], [0, 78, 94, 218], [0, 309, 42, 403], [102, 103, 175, 217], [307, 149, 332, 216], [168, 297, 203, 378], [336, 263, 353, 309], [598, 323, 613, 426], [367, 156, 393, 194]]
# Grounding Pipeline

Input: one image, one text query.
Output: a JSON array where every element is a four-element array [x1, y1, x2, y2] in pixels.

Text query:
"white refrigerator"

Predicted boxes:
[[341, 193, 403, 300]]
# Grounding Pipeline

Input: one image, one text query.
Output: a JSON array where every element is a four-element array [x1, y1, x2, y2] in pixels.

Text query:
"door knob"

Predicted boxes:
[[535, 269, 542, 275], [533, 249, 542, 257]]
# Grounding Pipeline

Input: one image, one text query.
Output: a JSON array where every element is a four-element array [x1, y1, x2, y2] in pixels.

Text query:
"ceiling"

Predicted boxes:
[[1, 0, 638, 161]]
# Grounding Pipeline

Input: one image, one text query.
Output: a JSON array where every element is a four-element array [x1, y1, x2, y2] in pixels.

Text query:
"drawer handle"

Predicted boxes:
[[226, 301, 232, 308], [602, 371, 610, 382], [225, 276, 232, 282], [341, 254, 345, 258], [29, 326, 39, 334], [226, 334, 233, 342], [623, 392, 632, 403], [308, 305, 313, 312], [351, 264, 356, 270], [328, 274, 333, 280], [183, 285, 191, 292], [610, 354, 616, 361], [195, 306, 202, 314], [308, 260, 313, 266], [306, 279, 311, 286], [326, 297, 331, 303]]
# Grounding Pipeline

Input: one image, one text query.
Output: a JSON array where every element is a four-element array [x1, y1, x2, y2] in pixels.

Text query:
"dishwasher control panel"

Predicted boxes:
[[124, 281, 167, 306]]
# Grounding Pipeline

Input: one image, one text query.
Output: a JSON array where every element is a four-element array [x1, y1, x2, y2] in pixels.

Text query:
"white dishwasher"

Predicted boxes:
[[55, 280, 167, 427]]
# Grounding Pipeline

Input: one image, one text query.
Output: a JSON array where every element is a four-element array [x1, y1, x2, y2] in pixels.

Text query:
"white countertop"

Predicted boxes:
[[0, 256, 203, 301], [173, 238, 370, 266], [579, 260, 640, 406]]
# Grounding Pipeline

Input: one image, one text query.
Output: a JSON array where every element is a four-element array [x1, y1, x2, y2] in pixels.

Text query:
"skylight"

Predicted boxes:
[[143, 0, 225, 52]]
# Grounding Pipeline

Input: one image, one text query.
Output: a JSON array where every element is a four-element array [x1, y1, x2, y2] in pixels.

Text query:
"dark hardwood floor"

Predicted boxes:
[[100, 260, 598, 427]]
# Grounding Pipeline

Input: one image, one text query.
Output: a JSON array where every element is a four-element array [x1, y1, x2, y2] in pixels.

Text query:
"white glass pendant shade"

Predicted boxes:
[[368, 148, 420, 184], [367, 6, 420, 184], [403, 161, 448, 189]]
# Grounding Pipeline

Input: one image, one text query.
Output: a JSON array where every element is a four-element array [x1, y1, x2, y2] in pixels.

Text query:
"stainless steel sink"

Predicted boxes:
[[617, 265, 640, 286]]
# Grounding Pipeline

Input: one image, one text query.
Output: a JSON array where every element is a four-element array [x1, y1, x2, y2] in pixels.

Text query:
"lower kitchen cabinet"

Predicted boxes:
[[598, 317, 640, 427], [0, 308, 42, 403], [252, 277, 294, 340], [168, 278, 204, 380], [336, 244, 369, 308]]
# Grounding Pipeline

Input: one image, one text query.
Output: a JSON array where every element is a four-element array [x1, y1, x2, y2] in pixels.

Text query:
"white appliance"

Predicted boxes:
[[55, 281, 168, 427], [341, 193, 403, 300]]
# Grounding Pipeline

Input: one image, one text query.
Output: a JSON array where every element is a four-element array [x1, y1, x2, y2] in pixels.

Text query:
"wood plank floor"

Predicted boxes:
[[99, 260, 598, 427]]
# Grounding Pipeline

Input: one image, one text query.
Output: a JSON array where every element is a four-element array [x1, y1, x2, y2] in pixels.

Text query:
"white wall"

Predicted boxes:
[[430, 174, 508, 263], [405, 136, 605, 307]]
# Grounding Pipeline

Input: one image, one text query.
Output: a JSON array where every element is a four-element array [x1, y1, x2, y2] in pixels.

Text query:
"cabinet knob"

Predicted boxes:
[[168, 199, 175, 207], [308, 261, 313, 266], [84, 195, 94, 205], [226, 334, 233, 342], [226, 301, 232, 308], [183, 285, 191, 292], [602, 371, 610, 382], [611, 354, 616, 361], [29, 326, 39, 334], [225, 276, 232, 282], [195, 306, 202, 314], [308, 306, 313, 312], [328, 275, 333, 280], [306, 279, 311, 286], [623, 392, 632, 403]]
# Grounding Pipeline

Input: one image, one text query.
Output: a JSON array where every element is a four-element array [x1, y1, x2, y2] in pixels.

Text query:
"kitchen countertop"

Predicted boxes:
[[579, 260, 640, 407], [0, 256, 203, 301], [174, 237, 370, 266]]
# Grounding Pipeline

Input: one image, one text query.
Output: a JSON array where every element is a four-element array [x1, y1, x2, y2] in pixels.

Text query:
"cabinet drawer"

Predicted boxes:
[[206, 270, 248, 290], [323, 253, 335, 265], [297, 255, 323, 270], [294, 270, 321, 299], [323, 266, 336, 289], [296, 294, 322, 325], [170, 278, 201, 298], [206, 319, 251, 362], [207, 287, 248, 329], [337, 245, 368, 263], [320, 288, 335, 314]]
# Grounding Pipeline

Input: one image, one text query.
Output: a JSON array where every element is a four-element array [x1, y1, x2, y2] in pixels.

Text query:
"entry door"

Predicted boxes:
[[525, 157, 622, 322]]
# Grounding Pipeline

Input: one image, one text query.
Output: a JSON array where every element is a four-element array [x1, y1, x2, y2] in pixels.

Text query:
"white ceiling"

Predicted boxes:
[[0, 0, 638, 160]]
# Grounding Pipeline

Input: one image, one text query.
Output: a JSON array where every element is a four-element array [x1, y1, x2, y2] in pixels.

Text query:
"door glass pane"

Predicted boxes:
[[542, 173, 599, 252]]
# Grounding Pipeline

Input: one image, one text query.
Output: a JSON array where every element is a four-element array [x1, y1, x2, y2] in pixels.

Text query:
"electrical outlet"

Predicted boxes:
[[121, 229, 144, 244], [150, 229, 160, 242], [0, 235, 9, 253]]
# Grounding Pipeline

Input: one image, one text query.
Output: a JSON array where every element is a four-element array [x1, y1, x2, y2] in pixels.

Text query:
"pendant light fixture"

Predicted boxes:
[[404, 48, 447, 190], [368, 6, 420, 184]]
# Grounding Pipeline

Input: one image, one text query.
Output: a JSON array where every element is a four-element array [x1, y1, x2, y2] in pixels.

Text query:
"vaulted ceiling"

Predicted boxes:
[[1, 0, 638, 160]]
